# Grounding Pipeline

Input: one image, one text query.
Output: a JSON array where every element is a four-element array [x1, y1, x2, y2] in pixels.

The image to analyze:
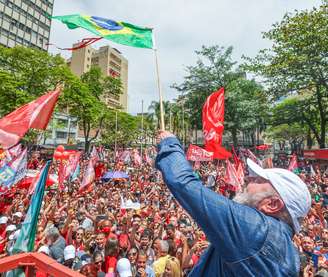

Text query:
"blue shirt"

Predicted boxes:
[[155, 137, 300, 276]]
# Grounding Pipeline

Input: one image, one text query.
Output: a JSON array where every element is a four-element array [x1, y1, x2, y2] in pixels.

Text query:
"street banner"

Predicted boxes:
[[0, 88, 61, 149], [186, 144, 213, 161]]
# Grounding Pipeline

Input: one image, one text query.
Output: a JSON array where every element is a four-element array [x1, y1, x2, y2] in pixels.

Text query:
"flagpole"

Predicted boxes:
[[141, 100, 144, 159], [114, 111, 118, 158], [152, 32, 165, 131]]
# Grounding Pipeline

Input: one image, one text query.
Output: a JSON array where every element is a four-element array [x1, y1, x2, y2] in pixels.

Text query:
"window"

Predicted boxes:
[[56, 131, 67, 139], [57, 119, 68, 126]]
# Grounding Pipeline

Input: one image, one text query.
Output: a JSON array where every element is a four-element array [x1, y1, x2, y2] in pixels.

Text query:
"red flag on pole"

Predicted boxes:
[[231, 145, 240, 168], [202, 88, 231, 159], [236, 162, 245, 187], [288, 154, 298, 171], [225, 160, 242, 192], [0, 88, 61, 149]]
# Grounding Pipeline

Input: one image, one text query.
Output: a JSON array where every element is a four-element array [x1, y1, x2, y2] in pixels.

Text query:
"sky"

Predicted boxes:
[[49, 0, 322, 115]]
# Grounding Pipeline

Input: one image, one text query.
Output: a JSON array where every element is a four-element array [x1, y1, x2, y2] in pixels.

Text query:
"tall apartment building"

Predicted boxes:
[[0, 0, 53, 51], [68, 43, 128, 112]]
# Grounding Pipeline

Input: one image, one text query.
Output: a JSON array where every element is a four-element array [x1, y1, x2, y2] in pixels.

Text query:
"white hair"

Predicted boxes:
[[160, 240, 169, 253]]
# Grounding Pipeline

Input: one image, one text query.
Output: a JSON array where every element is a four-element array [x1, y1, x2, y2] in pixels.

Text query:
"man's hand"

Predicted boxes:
[[156, 131, 175, 144]]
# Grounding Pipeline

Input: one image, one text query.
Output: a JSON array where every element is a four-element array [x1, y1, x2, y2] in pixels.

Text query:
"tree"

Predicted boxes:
[[64, 67, 123, 152], [100, 110, 142, 147], [173, 45, 268, 146], [244, 2, 328, 148], [0, 46, 76, 116], [265, 95, 319, 150]]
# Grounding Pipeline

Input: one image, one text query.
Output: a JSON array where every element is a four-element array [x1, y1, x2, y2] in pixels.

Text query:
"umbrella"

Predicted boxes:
[[102, 171, 129, 181]]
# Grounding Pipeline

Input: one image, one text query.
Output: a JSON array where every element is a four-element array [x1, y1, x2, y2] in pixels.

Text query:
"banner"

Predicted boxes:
[[81, 159, 95, 189], [186, 144, 213, 161], [6, 148, 27, 187]]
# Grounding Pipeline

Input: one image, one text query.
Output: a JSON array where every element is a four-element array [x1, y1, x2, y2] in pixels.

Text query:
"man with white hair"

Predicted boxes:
[[153, 240, 170, 276], [156, 131, 311, 276]]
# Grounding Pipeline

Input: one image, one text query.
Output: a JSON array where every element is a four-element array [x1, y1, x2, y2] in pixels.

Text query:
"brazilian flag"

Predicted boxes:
[[52, 14, 153, 49]]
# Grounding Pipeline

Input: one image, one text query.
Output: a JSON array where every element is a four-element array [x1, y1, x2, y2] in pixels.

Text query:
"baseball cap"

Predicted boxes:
[[5, 225, 16, 232], [9, 229, 21, 241], [0, 216, 8, 224], [247, 158, 311, 233], [64, 245, 76, 261], [38, 245, 50, 255], [116, 258, 132, 277], [13, 212, 23, 218]]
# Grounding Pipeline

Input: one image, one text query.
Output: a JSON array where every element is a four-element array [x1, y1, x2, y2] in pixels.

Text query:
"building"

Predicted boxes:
[[68, 43, 128, 112], [0, 0, 53, 51], [40, 112, 79, 146]]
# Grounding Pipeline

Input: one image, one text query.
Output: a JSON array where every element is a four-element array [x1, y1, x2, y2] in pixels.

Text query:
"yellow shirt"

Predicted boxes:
[[153, 255, 170, 277]]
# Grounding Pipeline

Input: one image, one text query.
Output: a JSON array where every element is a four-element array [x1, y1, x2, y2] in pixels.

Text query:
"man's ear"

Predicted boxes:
[[258, 197, 285, 215]]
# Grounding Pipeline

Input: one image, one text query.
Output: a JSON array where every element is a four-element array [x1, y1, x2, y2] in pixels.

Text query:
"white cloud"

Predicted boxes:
[[49, 0, 322, 114]]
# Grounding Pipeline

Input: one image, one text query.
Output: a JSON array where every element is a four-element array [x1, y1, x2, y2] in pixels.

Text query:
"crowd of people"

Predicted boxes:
[[0, 144, 327, 277]]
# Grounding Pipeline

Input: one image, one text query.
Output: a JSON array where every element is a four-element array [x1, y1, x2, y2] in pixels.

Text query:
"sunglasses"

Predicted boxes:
[[95, 261, 103, 265]]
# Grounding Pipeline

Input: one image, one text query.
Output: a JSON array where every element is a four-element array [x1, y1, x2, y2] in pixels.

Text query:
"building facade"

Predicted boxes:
[[0, 0, 53, 51], [40, 113, 80, 146], [68, 43, 128, 112]]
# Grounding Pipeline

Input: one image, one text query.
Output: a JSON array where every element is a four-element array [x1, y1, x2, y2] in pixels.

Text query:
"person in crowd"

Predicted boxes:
[[0, 140, 324, 276], [155, 131, 311, 276]]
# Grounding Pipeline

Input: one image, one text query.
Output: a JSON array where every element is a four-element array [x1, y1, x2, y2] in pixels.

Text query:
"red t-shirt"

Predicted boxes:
[[105, 255, 118, 272]]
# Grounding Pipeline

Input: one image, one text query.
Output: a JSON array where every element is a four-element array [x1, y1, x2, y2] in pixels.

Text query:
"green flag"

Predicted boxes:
[[12, 161, 51, 253], [52, 14, 153, 49]]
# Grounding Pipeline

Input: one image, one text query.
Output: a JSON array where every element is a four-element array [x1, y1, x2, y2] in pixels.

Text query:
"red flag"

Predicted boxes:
[[236, 162, 245, 187], [144, 150, 152, 166], [225, 160, 242, 192], [202, 88, 231, 159], [186, 144, 213, 161], [231, 145, 240, 168], [133, 150, 142, 166], [0, 88, 61, 149], [288, 154, 298, 171], [262, 157, 273, 169], [246, 149, 262, 166]]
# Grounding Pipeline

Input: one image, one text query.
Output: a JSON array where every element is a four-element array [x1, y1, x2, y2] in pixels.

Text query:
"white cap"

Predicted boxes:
[[0, 216, 8, 224], [247, 158, 311, 233], [64, 245, 76, 261], [9, 229, 20, 241], [13, 212, 23, 218], [116, 258, 132, 277], [6, 225, 16, 232], [38, 245, 50, 255]]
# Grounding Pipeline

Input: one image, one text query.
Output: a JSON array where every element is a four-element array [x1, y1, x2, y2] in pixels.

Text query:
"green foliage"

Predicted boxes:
[[172, 45, 268, 146], [63, 66, 123, 152], [0, 45, 76, 117], [100, 110, 143, 147], [244, 2, 328, 148]]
